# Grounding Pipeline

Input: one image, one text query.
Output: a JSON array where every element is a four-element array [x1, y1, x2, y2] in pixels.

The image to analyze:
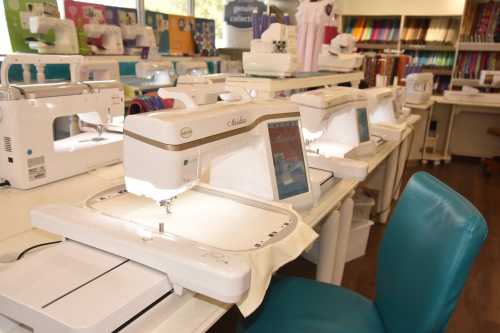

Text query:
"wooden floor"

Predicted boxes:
[[209, 159, 500, 333]]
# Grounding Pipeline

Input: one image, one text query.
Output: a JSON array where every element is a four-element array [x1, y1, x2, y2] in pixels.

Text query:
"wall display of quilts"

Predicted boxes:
[[1, 0, 60, 53], [65, 0, 137, 55], [194, 18, 216, 56], [145, 11, 170, 53], [168, 14, 196, 55]]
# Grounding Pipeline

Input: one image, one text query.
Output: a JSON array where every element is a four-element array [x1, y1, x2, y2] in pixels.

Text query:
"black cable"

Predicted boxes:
[[16, 241, 62, 261]]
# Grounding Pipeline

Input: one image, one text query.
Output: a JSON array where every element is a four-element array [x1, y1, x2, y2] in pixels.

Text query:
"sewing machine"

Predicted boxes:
[[83, 23, 124, 55], [77, 58, 125, 132], [0, 54, 124, 189], [221, 60, 243, 74], [405, 73, 433, 104], [0, 100, 318, 332], [175, 60, 210, 76], [120, 24, 158, 56], [79, 58, 120, 81], [243, 23, 298, 77], [318, 33, 364, 72], [175, 73, 230, 105], [124, 99, 316, 208], [364, 87, 412, 141], [121, 60, 176, 97], [291, 87, 373, 181], [28, 16, 79, 54]]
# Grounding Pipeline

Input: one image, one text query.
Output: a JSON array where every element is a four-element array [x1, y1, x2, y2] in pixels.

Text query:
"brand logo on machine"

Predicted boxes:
[[226, 116, 247, 127], [180, 127, 193, 139]]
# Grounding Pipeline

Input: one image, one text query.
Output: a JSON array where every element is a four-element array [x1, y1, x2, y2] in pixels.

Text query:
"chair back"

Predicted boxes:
[[375, 172, 487, 333]]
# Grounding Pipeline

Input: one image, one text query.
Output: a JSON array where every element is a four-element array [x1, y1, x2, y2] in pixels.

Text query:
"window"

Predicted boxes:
[[194, 0, 224, 47], [145, 0, 189, 16]]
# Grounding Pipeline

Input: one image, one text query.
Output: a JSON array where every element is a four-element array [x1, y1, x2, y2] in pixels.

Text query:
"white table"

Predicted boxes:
[[226, 71, 364, 99], [405, 101, 435, 162], [0, 125, 414, 332], [431, 96, 500, 162]]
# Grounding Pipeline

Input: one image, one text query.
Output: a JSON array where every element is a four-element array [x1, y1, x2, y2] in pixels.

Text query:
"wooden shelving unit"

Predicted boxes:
[[458, 42, 500, 52], [356, 42, 399, 50], [450, 0, 500, 88], [340, 14, 459, 93], [401, 44, 456, 52]]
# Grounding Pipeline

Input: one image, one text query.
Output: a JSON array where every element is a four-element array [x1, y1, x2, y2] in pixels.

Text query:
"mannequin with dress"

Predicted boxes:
[[296, 0, 336, 72]]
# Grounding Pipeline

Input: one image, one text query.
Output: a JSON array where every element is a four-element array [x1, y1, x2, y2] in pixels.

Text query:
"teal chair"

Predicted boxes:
[[241, 172, 487, 333]]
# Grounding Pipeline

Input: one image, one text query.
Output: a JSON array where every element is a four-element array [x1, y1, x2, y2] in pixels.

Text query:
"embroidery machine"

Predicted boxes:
[[0, 100, 318, 332], [291, 87, 374, 180], [0, 54, 124, 189], [28, 16, 79, 54], [83, 23, 124, 55], [364, 87, 413, 141], [174, 60, 229, 105], [120, 24, 158, 56], [175, 73, 229, 105], [243, 23, 298, 77], [405, 72, 433, 105], [318, 33, 364, 72]]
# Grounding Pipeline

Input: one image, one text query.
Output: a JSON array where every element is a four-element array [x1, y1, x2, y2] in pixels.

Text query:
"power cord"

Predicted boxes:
[[16, 241, 62, 261]]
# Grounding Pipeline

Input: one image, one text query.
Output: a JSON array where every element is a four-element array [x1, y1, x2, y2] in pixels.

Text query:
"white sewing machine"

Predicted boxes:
[[175, 73, 229, 105], [78, 58, 120, 81], [364, 87, 413, 141], [243, 23, 298, 78], [175, 60, 209, 76], [0, 54, 124, 189], [291, 87, 374, 180], [318, 33, 364, 72], [121, 24, 158, 56], [28, 16, 79, 54], [124, 99, 316, 208], [405, 73, 433, 105], [121, 60, 176, 96], [83, 23, 124, 55], [0, 100, 318, 332]]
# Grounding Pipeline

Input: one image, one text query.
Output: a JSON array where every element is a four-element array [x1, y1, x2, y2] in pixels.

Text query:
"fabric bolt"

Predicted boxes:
[[296, 0, 335, 72]]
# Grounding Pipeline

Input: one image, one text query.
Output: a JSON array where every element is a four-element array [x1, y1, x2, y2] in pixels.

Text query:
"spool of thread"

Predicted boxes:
[[323, 26, 339, 44], [270, 13, 277, 24], [261, 13, 269, 34], [252, 10, 259, 39], [127, 94, 173, 115], [283, 13, 290, 25]]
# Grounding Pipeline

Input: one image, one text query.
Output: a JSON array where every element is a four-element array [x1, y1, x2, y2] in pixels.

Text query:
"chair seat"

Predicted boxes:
[[242, 276, 386, 333]]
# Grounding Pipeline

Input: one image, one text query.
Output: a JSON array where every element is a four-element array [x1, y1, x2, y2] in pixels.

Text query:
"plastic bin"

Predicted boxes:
[[353, 191, 376, 220], [346, 218, 374, 262]]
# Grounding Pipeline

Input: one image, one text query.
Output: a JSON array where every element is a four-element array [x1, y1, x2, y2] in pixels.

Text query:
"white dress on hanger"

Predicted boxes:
[[296, 0, 335, 72]]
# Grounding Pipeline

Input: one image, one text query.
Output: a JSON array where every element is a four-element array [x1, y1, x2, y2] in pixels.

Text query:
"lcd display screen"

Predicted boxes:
[[356, 107, 370, 143], [268, 121, 309, 200]]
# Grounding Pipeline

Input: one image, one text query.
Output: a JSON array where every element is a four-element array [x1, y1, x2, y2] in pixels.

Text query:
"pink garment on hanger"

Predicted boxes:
[[296, 0, 334, 72]]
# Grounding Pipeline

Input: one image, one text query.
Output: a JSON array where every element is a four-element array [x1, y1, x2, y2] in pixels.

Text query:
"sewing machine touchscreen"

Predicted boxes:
[[356, 107, 370, 143], [268, 121, 309, 200]]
